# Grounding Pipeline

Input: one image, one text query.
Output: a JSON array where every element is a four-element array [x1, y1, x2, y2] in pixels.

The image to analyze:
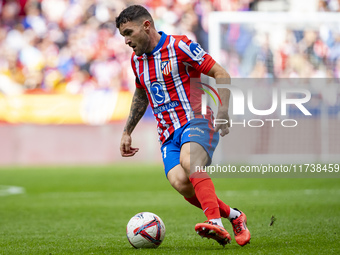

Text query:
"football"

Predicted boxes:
[[126, 212, 166, 248]]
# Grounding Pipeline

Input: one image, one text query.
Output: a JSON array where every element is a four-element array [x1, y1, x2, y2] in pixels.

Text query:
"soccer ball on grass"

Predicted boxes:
[[126, 212, 166, 248]]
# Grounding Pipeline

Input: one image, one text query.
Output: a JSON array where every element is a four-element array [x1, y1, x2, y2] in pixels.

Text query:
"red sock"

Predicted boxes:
[[184, 194, 201, 208], [184, 194, 231, 218], [189, 171, 220, 220], [217, 198, 230, 218]]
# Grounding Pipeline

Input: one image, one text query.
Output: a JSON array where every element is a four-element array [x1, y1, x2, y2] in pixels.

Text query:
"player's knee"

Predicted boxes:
[[168, 169, 195, 197], [179, 157, 190, 174]]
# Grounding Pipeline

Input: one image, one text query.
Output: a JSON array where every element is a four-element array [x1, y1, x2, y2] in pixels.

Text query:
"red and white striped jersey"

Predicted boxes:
[[131, 31, 216, 143]]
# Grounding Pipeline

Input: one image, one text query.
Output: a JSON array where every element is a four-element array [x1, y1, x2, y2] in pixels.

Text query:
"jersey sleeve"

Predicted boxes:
[[177, 36, 216, 74], [135, 77, 142, 89], [131, 54, 143, 89]]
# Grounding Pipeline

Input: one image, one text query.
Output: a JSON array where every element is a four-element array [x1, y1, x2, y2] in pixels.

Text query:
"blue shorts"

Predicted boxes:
[[160, 118, 219, 177]]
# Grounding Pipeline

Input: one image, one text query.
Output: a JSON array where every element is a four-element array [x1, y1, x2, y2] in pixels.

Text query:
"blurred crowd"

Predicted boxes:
[[0, 0, 339, 96], [318, 0, 340, 11], [221, 24, 340, 79]]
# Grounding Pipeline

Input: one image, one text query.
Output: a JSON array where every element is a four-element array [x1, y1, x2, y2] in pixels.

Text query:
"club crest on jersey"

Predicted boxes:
[[161, 60, 172, 75]]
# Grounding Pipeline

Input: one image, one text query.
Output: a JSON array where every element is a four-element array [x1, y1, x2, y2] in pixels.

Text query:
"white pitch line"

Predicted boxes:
[[0, 185, 26, 197]]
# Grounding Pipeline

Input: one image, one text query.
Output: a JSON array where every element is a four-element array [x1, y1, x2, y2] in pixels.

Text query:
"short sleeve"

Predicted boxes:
[[135, 77, 143, 89], [131, 54, 143, 89], [177, 36, 216, 74]]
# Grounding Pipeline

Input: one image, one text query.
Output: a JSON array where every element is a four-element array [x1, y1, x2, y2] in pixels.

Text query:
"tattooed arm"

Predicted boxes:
[[120, 87, 149, 157]]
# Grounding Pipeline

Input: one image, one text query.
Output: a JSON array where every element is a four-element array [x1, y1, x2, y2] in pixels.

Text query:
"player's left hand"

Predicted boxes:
[[214, 110, 230, 137]]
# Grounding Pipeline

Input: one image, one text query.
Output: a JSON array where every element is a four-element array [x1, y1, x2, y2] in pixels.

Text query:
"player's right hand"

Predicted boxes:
[[120, 133, 139, 157], [214, 110, 230, 137]]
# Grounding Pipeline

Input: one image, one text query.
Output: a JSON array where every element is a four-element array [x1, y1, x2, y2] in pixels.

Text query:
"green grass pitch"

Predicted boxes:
[[1, 164, 339, 254]]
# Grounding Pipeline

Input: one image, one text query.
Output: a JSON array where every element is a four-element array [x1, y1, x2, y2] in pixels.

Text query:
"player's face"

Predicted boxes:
[[119, 21, 150, 56]]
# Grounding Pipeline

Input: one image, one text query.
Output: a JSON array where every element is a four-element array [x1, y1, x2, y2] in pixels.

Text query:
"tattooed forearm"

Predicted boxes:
[[124, 88, 149, 135]]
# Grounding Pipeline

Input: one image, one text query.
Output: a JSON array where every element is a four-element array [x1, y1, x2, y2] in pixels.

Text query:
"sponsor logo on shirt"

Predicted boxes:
[[183, 127, 205, 134], [188, 134, 200, 137], [189, 42, 204, 61], [150, 82, 166, 104], [153, 101, 180, 114]]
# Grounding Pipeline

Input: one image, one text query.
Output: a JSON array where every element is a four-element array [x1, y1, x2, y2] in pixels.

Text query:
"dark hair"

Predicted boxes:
[[115, 5, 153, 29]]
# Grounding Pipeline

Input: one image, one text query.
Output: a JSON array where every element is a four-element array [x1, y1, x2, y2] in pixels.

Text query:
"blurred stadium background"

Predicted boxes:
[[0, 0, 339, 165]]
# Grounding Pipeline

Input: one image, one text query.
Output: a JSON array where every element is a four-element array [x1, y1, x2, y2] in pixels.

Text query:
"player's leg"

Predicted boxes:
[[180, 142, 230, 223], [162, 132, 230, 245], [180, 119, 250, 246], [179, 142, 231, 246], [181, 142, 250, 246], [179, 118, 227, 224], [180, 142, 221, 221], [162, 133, 198, 200], [162, 121, 249, 246]]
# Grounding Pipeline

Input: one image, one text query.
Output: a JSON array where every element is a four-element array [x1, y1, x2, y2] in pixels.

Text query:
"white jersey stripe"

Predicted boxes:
[[133, 55, 140, 78], [168, 36, 193, 122], [142, 56, 158, 109]]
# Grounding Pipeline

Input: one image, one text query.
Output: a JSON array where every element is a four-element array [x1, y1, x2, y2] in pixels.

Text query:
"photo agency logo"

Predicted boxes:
[[199, 82, 223, 109], [199, 80, 312, 128]]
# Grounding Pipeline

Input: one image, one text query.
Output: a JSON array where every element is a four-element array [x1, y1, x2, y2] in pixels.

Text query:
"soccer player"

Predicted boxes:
[[116, 5, 250, 247]]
